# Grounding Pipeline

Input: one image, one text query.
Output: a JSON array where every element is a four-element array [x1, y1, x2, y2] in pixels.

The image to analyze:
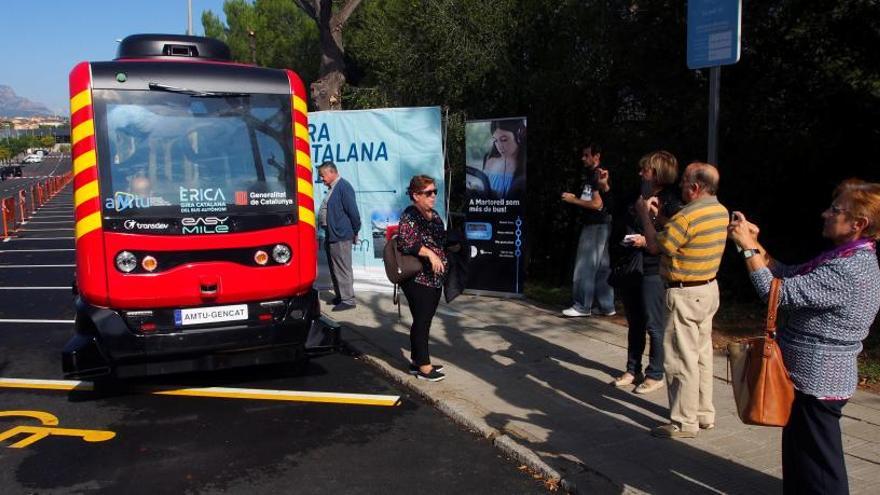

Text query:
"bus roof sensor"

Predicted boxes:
[[116, 34, 231, 61]]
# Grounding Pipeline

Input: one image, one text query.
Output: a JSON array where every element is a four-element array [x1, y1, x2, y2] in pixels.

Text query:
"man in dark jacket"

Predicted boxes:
[[318, 161, 361, 311]]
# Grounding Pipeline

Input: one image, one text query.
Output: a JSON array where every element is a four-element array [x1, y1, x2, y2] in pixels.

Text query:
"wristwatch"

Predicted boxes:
[[742, 248, 761, 260]]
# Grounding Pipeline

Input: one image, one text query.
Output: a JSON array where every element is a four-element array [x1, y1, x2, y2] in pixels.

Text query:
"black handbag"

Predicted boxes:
[[608, 249, 643, 288], [383, 235, 422, 284]]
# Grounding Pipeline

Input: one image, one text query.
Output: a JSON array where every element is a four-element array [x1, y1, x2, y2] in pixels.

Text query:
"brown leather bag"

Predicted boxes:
[[727, 278, 795, 427]]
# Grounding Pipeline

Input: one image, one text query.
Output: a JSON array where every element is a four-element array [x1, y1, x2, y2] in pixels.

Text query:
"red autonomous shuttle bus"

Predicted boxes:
[[63, 34, 318, 379]]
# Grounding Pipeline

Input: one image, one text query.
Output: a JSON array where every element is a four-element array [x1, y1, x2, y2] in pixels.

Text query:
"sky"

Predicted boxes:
[[0, 0, 228, 115]]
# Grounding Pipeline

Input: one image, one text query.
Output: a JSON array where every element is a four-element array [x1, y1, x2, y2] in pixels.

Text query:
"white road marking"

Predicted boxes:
[[0, 319, 75, 323], [0, 249, 74, 252], [0, 287, 70, 290], [0, 264, 75, 268]]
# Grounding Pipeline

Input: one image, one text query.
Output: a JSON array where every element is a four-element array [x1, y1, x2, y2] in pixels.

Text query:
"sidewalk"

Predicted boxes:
[[325, 291, 880, 494]]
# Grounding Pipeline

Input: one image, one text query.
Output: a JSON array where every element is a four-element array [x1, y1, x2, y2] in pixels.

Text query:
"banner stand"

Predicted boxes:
[[462, 116, 528, 298]]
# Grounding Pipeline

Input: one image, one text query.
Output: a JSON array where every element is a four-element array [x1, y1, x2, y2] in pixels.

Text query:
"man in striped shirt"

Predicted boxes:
[[636, 162, 729, 439]]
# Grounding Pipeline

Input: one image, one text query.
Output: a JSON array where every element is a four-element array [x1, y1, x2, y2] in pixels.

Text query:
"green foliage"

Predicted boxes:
[[202, 0, 320, 83], [200, 0, 879, 289], [39, 135, 55, 148], [2, 135, 46, 159]]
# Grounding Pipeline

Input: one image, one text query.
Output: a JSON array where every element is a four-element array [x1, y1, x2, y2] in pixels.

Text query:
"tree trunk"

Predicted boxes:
[[296, 0, 363, 111]]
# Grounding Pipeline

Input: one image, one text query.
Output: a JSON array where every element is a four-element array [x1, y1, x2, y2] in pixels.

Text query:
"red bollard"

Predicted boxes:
[[1, 198, 8, 238]]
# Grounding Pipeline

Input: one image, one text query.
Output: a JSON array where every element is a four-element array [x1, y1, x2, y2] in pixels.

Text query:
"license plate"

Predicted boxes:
[[174, 304, 249, 327]]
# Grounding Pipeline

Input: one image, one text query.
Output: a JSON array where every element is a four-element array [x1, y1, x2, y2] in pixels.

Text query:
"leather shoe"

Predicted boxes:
[[651, 424, 698, 439], [634, 378, 665, 394]]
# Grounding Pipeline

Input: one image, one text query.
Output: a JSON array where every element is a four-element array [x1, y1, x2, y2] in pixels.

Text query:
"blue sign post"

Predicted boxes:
[[687, 0, 742, 166], [687, 0, 742, 70]]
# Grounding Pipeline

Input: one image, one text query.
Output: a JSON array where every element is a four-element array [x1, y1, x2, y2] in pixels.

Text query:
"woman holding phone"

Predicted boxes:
[[728, 179, 880, 494], [611, 151, 682, 394]]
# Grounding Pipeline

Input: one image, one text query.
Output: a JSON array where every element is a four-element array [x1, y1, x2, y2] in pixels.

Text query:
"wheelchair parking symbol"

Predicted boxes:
[[0, 410, 116, 448]]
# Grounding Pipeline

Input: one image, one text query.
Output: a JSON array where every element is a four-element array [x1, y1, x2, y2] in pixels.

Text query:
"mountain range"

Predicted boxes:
[[0, 85, 52, 117]]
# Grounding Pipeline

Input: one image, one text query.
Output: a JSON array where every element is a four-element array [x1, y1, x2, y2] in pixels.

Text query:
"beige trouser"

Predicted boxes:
[[663, 280, 720, 432]]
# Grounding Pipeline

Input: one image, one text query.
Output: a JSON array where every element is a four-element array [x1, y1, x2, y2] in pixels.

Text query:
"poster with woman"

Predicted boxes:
[[464, 117, 527, 296]]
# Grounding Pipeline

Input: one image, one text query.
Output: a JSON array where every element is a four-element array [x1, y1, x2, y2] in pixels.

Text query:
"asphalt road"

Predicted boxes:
[[0, 158, 545, 494]]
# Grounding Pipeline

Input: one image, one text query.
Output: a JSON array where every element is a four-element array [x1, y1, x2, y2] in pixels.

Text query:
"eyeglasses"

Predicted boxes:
[[418, 189, 439, 197], [829, 204, 848, 215]]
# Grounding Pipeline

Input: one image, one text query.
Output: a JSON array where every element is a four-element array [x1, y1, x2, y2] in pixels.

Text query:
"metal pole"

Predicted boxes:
[[708, 66, 721, 166], [187, 0, 193, 35], [248, 30, 256, 64]]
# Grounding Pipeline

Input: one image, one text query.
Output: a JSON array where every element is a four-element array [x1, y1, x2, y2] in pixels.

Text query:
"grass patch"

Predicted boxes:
[[524, 281, 569, 308]]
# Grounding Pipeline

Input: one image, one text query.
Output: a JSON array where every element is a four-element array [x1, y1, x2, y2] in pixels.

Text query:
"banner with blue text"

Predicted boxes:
[[309, 107, 445, 287]]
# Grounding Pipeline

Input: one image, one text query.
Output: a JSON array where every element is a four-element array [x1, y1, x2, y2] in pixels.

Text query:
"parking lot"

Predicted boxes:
[[0, 158, 544, 494]]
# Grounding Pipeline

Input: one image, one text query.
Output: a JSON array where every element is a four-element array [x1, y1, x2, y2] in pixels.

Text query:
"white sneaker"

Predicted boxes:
[[562, 307, 591, 317]]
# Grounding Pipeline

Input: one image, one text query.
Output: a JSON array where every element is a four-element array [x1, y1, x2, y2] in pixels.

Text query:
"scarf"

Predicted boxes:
[[795, 238, 876, 275]]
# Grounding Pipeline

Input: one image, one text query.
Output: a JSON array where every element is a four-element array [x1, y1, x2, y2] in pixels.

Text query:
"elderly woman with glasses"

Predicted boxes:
[[728, 178, 880, 495], [396, 175, 448, 382]]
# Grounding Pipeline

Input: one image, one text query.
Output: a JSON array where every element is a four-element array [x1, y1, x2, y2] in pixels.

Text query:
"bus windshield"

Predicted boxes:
[[94, 89, 296, 218]]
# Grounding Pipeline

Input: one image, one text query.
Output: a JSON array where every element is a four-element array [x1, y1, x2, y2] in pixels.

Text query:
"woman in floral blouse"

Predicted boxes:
[[397, 175, 448, 382]]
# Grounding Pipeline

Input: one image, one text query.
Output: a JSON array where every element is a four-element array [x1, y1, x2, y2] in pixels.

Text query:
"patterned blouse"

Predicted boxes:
[[397, 205, 448, 288], [749, 245, 880, 399]]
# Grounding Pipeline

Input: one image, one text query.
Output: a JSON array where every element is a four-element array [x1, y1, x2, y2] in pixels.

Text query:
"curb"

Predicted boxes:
[[341, 334, 625, 494]]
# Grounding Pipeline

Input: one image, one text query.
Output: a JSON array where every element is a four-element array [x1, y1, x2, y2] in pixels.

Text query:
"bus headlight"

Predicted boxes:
[[272, 244, 291, 264], [116, 251, 138, 273]]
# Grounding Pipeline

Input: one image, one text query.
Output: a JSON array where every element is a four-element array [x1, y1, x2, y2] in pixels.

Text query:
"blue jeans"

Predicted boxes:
[[571, 223, 614, 314], [620, 274, 666, 380]]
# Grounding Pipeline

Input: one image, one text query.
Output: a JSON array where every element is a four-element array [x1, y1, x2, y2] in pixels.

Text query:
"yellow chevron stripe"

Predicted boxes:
[[75, 212, 102, 239], [74, 180, 99, 208], [298, 207, 315, 227], [73, 150, 96, 176], [293, 95, 308, 116], [294, 122, 309, 142], [297, 177, 313, 200], [70, 89, 92, 115], [71, 119, 95, 146], [296, 150, 312, 171]]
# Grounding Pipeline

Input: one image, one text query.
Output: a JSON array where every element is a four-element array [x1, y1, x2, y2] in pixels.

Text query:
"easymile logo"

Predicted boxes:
[[123, 219, 170, 230], [181, 216, 230, 234]]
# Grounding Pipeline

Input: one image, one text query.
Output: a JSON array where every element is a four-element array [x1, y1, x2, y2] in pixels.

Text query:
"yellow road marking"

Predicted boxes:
[[0, 410, 116, 448], [0, 378, 400, 407]]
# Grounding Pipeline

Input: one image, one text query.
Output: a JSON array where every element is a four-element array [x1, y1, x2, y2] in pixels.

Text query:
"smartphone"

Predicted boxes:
[[640, 180, 654, 199], [622, 234, 639, 245], [730, 212, 743, 252]]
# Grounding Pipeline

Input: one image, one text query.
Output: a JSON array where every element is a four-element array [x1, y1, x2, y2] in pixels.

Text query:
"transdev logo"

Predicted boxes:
[[123, 219, 169, 231]]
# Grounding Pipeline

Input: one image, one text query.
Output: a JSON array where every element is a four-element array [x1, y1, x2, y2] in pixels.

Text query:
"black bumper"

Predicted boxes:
[[63, 290, 319, 379]]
